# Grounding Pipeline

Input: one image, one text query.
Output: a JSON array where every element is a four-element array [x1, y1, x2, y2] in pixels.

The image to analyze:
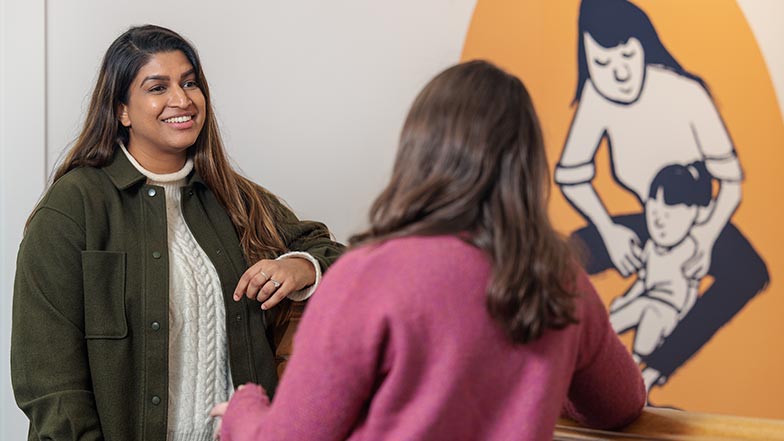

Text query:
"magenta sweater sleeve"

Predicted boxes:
[[220, 249, 389, 441], [563, 271, 647, 429]]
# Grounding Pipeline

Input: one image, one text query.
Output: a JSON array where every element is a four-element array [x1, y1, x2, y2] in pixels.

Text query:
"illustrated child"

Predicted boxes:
[[609, 161, 712, 390]]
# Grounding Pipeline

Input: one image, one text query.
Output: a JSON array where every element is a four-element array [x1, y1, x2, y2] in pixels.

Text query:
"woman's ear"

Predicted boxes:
[[118, 104, 131, 127]]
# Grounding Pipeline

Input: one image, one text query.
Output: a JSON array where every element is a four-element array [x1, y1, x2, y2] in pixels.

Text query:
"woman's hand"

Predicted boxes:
[[210, 401, 228, 440], [210, 384, 269, 441], [600, 223, 643, 277], [682, 226, 715, 281], [234, 257, 316, 310]]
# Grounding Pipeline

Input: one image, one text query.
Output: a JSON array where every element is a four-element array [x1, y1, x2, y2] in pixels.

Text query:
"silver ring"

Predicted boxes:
[[260, 270, 269, 280], [270, 279, 281, 288]]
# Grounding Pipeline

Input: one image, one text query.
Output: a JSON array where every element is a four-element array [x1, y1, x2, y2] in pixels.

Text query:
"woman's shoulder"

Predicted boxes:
[[34, 166, 111, 221], [47, 166, 108, 198], [347, 235, 483, 265], [647, 65, 708, 98], [328, 235, 487, 286]]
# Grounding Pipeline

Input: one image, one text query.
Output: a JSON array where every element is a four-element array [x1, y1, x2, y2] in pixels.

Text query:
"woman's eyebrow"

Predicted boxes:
[[140, 69, 195, 86], [141, 75, 169, 86]]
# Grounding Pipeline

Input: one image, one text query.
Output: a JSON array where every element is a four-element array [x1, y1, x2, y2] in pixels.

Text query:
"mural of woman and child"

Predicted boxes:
[[556, 0, 770, 394], [463, 0, 784, 414]]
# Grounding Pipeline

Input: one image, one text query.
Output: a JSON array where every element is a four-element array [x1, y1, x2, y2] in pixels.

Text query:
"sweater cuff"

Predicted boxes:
[[276, 251, 321, 301]]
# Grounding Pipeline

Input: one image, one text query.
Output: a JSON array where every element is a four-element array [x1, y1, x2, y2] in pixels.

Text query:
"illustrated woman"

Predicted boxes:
[[556, 0, 768, 390]]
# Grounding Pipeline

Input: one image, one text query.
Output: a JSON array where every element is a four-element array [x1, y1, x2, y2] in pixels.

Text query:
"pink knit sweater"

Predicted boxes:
[[220, 235, 645, 440]]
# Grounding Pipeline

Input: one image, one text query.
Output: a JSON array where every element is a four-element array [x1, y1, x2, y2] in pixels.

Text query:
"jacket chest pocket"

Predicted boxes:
[[82, 251, 128, 339]]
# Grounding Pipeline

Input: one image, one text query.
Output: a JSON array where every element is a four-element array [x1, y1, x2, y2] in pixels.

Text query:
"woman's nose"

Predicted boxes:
[[169, 86, 192, 107], [613, 65, 631, 83]]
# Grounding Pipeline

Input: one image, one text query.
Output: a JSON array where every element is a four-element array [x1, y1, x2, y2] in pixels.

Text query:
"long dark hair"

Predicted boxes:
[[44, 25, 287, 262], [351, 60, 578, 344], [574, 0, 707, 103]]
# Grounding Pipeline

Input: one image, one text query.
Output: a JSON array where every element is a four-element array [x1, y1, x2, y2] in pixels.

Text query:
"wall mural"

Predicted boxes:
[[463, 0, 784, 417]]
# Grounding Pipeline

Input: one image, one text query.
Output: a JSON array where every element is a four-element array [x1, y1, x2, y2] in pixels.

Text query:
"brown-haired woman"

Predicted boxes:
[[10, 25, 343, 441], [213, 60, 645, 440]]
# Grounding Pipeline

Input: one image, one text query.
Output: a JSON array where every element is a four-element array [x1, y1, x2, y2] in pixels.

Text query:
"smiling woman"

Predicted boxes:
[[9, 24, 344, 441], [119, 51, 206, 173]]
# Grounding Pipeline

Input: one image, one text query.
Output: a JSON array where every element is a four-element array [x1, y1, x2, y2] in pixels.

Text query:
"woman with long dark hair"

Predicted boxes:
[[213, 60, 645, 440], [11, 25, 343, 441]]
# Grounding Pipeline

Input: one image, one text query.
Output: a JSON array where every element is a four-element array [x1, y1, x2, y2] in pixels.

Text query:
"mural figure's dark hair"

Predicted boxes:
[[649, 161, 712, 207], [574, 0, 708, 103]]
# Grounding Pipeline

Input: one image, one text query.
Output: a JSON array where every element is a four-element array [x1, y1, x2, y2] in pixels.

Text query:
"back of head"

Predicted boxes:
[[353, 60, 578, 343]]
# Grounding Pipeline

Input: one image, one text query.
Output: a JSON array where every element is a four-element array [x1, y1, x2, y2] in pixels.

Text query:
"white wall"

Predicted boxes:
[[738, 0, 784, 115], [1, 0, 476, 438], [1, 0, 47, 437], [44, 0, 478, 242]]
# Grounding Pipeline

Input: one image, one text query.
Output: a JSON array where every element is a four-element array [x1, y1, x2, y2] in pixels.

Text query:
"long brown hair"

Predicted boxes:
[[351, 60, 578, 343], [45, 25, 285, 262]]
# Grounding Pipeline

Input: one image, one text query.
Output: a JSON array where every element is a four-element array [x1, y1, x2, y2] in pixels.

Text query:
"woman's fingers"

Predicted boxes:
[[234, 261, 266, 301], [233, 257, 316, 305], [210, 402, 228, 417], [260, 282, 292, 310]]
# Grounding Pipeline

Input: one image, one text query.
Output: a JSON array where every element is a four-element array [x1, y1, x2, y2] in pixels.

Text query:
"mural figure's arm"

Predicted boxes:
[[680, 279, 699, 320], [684, 180, 740, 279], [610, 278, 646, 313], [608, 277, 647, 336], [560, 184, 642, 277], [682, 86, 744, 280], [557, 90, 641, 277]]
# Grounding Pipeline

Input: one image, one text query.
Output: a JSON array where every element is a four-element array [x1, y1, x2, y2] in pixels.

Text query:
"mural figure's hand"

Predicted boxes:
[[601, 223, 643, 277], [683, 227, 715, 280]]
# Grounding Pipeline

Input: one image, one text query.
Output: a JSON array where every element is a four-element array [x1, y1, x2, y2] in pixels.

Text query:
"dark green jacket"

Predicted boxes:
[[11, 150, 344, 441]]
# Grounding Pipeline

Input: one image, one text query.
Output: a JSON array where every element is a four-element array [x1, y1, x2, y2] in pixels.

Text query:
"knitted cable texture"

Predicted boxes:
[[121, 148, 231, 441]]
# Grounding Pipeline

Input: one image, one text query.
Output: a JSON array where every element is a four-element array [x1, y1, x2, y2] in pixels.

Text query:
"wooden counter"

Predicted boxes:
[[555, 407, 784, 440]]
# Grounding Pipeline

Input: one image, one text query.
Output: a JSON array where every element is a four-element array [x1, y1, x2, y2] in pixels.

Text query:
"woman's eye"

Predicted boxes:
[[622, 51, 636, 58], [183, 80, 199, 89], [593, 58, 609, 67], [149, 85, 166, 93]]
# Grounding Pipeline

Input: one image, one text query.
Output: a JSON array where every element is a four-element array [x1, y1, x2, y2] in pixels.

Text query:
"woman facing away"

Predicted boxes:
[[212, 60, 646, 441], [11, 25, 344, 441]]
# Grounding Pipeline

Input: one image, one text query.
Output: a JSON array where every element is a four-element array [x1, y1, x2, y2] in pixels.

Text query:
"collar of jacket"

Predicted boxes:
[[102, 146, 208, 190]]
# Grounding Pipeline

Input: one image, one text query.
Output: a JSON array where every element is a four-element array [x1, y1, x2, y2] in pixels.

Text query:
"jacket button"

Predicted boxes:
[[152, 251, 161, 259], [216, 249, 222, 255], [147, 188, 157, 197], [235, 314, 242, 321], [151, 395, 161, 405], [151, 321, 160, 331]]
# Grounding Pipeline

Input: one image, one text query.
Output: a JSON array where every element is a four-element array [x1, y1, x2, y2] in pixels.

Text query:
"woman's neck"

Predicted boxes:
[[126, 144, 187, 174], [120, 143, 193, 182]]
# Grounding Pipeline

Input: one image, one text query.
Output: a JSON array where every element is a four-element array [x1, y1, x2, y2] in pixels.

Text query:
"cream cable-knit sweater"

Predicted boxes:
[[122, 147, 229, 441], [121, 146, 321, 441]]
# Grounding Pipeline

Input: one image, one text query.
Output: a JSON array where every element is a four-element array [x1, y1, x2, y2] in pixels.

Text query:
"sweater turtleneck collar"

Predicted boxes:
[[119, 142, 194, 184]]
